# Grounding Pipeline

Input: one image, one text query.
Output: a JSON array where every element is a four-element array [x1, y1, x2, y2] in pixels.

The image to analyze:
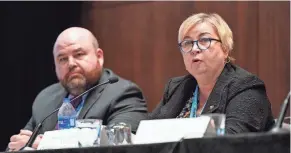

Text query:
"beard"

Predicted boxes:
[[62, 73, 88, 96], [60, 67, 102, 96]]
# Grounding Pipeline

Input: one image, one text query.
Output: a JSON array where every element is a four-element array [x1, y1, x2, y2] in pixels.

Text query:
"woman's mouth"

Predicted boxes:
[[192, 59, 201, 63]]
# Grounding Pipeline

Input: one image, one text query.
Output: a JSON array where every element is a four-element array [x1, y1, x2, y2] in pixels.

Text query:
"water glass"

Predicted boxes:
[[201, 113, 226, 136], [75, 119, 103, 147], [104, 122, 132, 145]]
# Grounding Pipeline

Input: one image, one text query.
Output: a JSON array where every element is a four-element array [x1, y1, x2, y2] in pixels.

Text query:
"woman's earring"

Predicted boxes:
[[225, 56, 230, 63]]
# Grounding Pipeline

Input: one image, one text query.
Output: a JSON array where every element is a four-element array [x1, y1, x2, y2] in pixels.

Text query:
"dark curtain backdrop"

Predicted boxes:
[[0, 2, 82, 150]]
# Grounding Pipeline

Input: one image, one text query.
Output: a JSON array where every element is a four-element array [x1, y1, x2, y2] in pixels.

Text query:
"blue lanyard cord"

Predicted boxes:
[[190, 86, 199, 118], [68, 93, 88, 117], [75, 100, 85, 117], [190, 86, 207, 118]]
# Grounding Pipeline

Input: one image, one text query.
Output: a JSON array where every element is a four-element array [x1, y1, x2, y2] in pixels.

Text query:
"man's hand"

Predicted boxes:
[[8, 130, 42, 151]]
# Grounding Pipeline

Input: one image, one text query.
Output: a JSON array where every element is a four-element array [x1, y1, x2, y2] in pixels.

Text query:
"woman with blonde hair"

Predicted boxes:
[[149, 13, 274, 134]]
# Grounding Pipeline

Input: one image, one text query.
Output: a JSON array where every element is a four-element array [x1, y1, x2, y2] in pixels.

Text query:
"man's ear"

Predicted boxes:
[[96, 48, 104, 66]]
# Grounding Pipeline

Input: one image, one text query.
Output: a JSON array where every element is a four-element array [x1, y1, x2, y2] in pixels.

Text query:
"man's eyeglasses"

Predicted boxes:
[[178, 38, 221, 53]]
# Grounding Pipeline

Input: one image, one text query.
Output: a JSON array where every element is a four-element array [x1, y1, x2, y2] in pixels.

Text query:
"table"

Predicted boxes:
[[5, 131, 290, 153]]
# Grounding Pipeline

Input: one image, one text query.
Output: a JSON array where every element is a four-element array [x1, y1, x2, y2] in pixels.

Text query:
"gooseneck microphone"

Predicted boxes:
[[21, 76, 119, 150], [270, 91, 290, 133]]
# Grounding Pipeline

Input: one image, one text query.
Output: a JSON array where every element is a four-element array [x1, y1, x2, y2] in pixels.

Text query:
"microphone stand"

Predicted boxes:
[[270, 91, 290, 133]]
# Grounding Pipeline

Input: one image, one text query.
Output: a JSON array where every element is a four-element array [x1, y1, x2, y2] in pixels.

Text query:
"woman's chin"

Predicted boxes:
[[189, 68, 207, 77]]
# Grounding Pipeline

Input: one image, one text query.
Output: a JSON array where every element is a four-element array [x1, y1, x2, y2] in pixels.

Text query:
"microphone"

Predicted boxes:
[[270, 91, 290, 133], [20, 76, 119, 150]]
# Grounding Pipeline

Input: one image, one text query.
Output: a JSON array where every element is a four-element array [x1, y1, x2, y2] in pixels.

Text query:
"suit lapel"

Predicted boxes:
[[159, 75, 196, 118], [201, 63, 233, 114], [77, 85, 105, 119], [77, 69, 109, 119], [41, 86, 67, 133]]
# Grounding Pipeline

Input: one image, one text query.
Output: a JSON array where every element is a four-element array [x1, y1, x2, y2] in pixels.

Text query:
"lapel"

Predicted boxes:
[[77, 69, 110, 119], [41, 85, 67, 133], [160, 75, 197, 118], [201, 63, 233, 114]]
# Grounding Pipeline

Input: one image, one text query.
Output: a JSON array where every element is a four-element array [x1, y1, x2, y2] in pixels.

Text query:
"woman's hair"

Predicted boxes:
[[178, 13, 235, 62]]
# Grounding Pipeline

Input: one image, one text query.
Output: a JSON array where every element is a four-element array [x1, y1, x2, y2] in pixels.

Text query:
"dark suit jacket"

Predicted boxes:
[[149, 63, 274, 134], [24, 68, 148, 133]]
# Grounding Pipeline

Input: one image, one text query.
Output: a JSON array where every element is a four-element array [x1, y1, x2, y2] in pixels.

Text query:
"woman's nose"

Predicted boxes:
[[190, 43, 201, 55]]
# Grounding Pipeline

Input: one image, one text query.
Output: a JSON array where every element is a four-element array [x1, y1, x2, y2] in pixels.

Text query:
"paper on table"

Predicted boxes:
[[134, 116, 212, 144], [37, 127, 100, 150], [37, 129, 80, 150]]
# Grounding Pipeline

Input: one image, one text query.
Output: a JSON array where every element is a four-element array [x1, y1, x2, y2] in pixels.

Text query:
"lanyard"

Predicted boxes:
[[190, 86, 206, 118], [75, 99, 85, 117], [68, 93, 88, 117]]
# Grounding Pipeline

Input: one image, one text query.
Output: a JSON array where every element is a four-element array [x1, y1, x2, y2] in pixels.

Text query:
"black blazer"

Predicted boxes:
[[149, 63, 274, 134], [24, 68, 148, 133]]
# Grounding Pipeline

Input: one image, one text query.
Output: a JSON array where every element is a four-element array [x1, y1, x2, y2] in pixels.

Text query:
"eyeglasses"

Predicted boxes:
[[178, 38, 221, 53]]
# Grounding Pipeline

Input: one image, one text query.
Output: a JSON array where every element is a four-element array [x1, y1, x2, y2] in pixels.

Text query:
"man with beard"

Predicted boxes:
[[7, 27, 148, 151]]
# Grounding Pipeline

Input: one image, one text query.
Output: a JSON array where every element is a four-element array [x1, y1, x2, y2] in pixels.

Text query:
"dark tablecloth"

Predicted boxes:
[[7, 131, 290, 153]]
